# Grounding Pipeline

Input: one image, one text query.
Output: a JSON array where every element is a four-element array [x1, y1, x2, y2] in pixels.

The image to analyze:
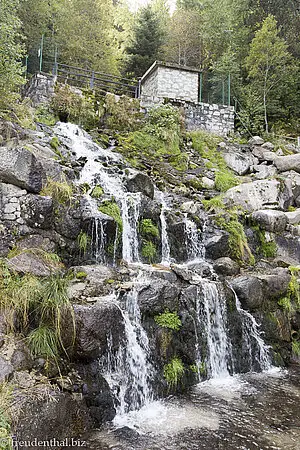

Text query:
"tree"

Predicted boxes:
[[125, 5, 166, 78], [0, 0, 24, 112], [245, 15, 291, 132]]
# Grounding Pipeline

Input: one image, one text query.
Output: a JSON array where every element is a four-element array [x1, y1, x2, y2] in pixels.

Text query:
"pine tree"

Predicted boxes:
[[0, 0, 24, 112], [125, 5, 166, 78]]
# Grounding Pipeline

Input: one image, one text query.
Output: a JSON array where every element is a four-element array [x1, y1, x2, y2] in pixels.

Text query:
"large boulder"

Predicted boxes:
[[230, 276, 264, 310], [21, 194, 53, 229], [6, 251, 62, 277], [0, 147, 46, 193], [256, 268, 291, 300], [138, 279, 181, 315], [126, 173, 154, 199], [275, 154, 300, 173], [284, 209, 300, 225], [251, 210, 287, 233], [204, 231, 230, 260], [213, 257, 240, 276], [222, 149, 257, 175], [224, 179, 292, 212], [248, 136, 264, 146], [72, 298, 125, 360]]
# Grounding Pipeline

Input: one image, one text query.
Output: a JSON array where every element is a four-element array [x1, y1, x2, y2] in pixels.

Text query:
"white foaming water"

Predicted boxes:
[[156, 191, 171, 264], [54, 122, 142, 263], [230, 286, 272, 371], [101, 277, 154, 421], [184, 215, 204, 261]]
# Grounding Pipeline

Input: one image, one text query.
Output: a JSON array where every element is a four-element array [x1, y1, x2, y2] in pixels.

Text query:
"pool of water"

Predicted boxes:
[[85, 366, 300, 450]]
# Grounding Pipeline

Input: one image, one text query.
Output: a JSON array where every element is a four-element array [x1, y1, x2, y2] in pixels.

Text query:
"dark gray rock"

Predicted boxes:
[[138, 279, 180, 315], [230, 276, 264, 310], [0, 356, 13, 382], [21, 194, 53, 229], [205, 232, 230, 260], [256, 268, 291, 300], [0, 147, 46, 193], [213, 257, 240, 276], [72, 298, 125, 360], [126, 173, 154, 199], [251, 210, 287, 233], [6, 251, 61, 277], [11, 343, 34, 371]]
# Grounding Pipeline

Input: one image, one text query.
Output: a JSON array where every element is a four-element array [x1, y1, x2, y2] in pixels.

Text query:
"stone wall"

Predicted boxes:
[[23, 73, 56, 106], [141, 65, 199, 103], [140, 96, 235, 136]]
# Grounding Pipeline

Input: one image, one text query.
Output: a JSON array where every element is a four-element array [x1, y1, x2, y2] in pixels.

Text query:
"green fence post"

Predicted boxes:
[[222, 79, 225, 105], [228, 73, 231, 106], [53, 45, 58, 76], [39, 34, 44, 72], [198, 72, 202, 102]]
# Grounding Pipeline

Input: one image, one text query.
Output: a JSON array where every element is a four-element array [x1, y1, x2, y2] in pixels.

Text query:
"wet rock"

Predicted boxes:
[[21, 194, 53, 229], [0, 147, 46, 193], [68, 265, 117, 300], [251, 210, 287, 233], [204, 232, 230, 260], [54, 203, 82, 240], [71, 298, 125, 360], [126, 173, 154, 199], [230, 276, 264, 310], [167, 216, 188, 262], [213, 257, 240, 276], [138, 279, 180, 315], [248, 136, 264, 146], [180, 201, 198, 214], [0, 356, 13, 382], [275, 154, 300, 173], [6, 251, 61, 277]]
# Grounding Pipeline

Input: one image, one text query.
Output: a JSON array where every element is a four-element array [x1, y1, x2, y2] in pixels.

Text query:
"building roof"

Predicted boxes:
[[140, 61, 201, 83]]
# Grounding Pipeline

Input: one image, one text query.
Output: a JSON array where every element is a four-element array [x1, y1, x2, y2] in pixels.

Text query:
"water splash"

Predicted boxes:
[[184, 215, 204, 261], [156, 192, 171, 264]]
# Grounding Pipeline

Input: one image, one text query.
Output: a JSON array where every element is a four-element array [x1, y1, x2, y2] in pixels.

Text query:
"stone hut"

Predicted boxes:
[[140, 61, 235, 136]]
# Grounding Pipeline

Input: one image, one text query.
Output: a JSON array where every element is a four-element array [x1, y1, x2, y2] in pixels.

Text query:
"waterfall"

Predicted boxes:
[[91, 217, 106, 263], [156, 192, 171, 264], [184, 215, 204, 261], [121, 194, 141, 263], [194, 280, 232, 379], [230, 286, 272, 371], [100, 281, 154, 420]]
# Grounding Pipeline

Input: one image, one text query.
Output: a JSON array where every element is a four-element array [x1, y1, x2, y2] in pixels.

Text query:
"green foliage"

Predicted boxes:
[[40, 178, 73, 205], [141, 241, 157, 263], [51, 85, 98, 130], [202, 195, 224, 212], [50, 136, 60, 152], [104, 93, 143, 132], [163, 357, 185, 388], [215, 170, 239, 192], [91, 185, 104, 199], [99, 200, 123, 231], [77, 231, 89, 255], [34, 104, 57, 126], [139, 219, 159, 238], [255, 227, 277, 258], [154, 310, 182, 331], [125, 5, 166, 78], [75, 271, 87, 280], [215, 210, 255, 264], [292, 340, 300, 357], [0, 0, 24, 113], [278, 267, 300, 315], [278, 297, 292, 313], [0, 263, 74, 362], [189, 362, 206, 376], [146, 105, 182, 155], [0, 383, 12, 450]]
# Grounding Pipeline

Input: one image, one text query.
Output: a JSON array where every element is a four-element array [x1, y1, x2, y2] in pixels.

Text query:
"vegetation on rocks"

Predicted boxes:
[[141, 241, 157, 263], [155, 311, 182, 331], [99, 200, 123, 232], [139, 219, 159, 239], [40, 178, 73, 205], [163, 357, 185, 389]]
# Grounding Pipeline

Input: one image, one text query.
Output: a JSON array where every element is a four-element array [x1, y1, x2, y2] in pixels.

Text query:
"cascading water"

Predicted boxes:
[[230, 286, 271, 371], [100, 279, 154, 423], [184, 215, 204, 261], [156, 191, 171, 264]]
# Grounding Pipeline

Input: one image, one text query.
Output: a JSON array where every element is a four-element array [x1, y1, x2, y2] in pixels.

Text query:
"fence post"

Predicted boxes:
[[90, 71, 95, 89], [53, 45, 58, 77], [39, 34, 44, 72], [228, 73, 231, 106], [222, 79, 225, 105], [25, 55, 28, 79]]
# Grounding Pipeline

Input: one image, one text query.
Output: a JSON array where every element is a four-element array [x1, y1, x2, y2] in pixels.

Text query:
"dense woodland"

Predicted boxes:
[[0, 0, 300, 135]]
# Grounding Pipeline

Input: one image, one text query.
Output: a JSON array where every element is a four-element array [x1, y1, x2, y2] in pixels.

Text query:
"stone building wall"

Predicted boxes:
[[140, 95, 235, 136]]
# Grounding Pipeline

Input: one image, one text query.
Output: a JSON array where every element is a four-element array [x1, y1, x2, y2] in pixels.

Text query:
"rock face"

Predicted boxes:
[[213, 257, 240, 276], [222, 148, 256, 175], [251, 210, 287, 233], [0, 147, 46, 193], [0, 356, 13, 382], [224, 179, 292, 212], [230, 276, 264, 310], [7, 251, 60, 277], [126, 173, 155, 199], [275, 154, 300, 173]]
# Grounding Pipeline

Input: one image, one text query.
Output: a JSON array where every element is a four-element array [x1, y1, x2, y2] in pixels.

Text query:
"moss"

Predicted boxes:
[[252, 225, 277, 258], [139, 219, 159, 238], [154, 310, 182, 331], [77, 231, 90, 255], [214, 170, 239, 192], [76, 271, 87, 280], [141, 241, 157, 263], [163, 357, 185, 388], [34, 104, 57, 126], [99, 200, 122, 231], [91, 185, 104, 199], [50, 136, 60, 152], [202, 195, 224, 212]]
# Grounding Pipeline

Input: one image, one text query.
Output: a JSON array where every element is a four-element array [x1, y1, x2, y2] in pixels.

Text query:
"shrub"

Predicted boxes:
[[154, 311, 182, 331], [141, 241, 157, 263], [104, 93, 143, 131], [139, 219, 159, 238], [163, 357, 185, 388], [34, 104, 57, 126]]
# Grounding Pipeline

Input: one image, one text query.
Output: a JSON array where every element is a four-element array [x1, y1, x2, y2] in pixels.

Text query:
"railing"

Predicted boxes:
[[54, 63, 138, 98]]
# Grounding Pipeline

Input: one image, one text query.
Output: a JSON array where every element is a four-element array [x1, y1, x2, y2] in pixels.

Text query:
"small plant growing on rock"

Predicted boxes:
[[40, 178, 73, 205], [77, 231, 90, 255], [139, 219, 159, 238], [163, 357, 185, 389], [154, 310, 182, 331], [99, 200, 123, 231], [91, 185, 104, 199], [292, 340, 300, 357], [141, 240, 157, 263]]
